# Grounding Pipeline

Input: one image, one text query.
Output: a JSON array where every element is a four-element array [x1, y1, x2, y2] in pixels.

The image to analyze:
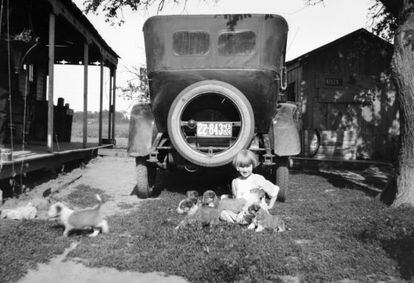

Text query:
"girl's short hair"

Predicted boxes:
[[232, 149, 259, 168]]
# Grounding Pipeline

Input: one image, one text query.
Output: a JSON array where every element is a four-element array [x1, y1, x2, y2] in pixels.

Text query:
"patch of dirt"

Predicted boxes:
[[1, 155, 144, 218], [19, 242, 186, 283], [50, 155, 143, 217]]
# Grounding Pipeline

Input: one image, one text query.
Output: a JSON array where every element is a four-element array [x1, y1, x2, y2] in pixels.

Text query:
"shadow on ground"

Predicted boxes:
[[290, 170, 380, 197], [153, 166, 236, 197], [356, 207, 414, 280]]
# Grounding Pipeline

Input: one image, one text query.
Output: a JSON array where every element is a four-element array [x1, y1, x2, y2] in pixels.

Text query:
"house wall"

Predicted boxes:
[[287, 33, 398, 161]]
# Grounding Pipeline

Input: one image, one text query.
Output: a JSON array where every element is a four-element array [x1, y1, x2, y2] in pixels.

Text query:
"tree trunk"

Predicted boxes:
[[388, 8, 414, 206]]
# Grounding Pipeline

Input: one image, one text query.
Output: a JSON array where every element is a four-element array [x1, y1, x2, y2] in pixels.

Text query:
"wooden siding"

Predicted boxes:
[[287, 30, 397, 161]]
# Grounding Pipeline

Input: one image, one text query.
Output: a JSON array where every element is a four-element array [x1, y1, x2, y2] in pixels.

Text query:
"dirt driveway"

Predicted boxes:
[[10, 152, 188, 283]]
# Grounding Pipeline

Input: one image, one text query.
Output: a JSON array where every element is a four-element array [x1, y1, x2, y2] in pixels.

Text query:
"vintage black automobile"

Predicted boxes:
[[128, 14, 300, 200]]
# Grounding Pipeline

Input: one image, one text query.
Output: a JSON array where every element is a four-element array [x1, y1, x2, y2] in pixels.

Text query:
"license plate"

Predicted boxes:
[[196, 122, 232, 138]]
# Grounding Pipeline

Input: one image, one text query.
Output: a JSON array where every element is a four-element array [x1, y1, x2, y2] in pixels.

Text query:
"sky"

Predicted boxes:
[[54, 0, 375, 112]]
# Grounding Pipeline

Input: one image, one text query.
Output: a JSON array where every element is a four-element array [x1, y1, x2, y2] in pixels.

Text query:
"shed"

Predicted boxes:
[[286, 28, 397, 161], [0, 0, 118, 181]]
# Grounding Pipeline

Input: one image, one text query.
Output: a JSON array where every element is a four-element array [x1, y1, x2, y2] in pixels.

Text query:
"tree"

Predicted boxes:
[[375, 0, 414, 207], [117, 65, 150, 105]]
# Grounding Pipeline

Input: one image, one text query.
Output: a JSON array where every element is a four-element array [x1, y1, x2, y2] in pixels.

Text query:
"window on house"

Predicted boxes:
[[173, 31, 210, 55], [218, 31, 256, 56]]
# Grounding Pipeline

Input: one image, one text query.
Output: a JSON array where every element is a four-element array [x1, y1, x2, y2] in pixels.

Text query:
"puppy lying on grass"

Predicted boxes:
[[175, 190, 254, 229], [201, 190, 219, 207], [175, 203, 220, 229], [176, 197, 200, 215], [247, 203, 286, 233], [176, 188, 278, 229], [48, 194, 109, 237], [175, 190, 229, 229]]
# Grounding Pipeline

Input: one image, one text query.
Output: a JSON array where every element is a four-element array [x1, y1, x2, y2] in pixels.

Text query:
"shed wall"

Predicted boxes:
[[287, 32, 398, 161]]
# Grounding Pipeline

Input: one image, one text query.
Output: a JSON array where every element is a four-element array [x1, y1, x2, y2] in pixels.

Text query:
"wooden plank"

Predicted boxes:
[[0, 144, 112, 179], [83, 42, 89, 147], [47, 12, 55, 152], [111, 68, 116, 141], [108, 69, 113, 138], [99, 60, 103, 145]]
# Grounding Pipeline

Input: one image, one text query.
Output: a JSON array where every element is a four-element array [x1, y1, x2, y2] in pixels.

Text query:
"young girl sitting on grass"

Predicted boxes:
[[220, 149, 280, 224]]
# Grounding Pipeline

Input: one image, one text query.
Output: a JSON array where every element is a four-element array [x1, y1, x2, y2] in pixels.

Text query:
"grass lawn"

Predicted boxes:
[[71, 121, 129, 139], [1, 170, 414, 282], [70, 121, 128, 148]]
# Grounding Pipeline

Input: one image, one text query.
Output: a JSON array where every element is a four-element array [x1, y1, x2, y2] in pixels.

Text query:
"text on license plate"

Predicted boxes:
[[196, 122, 232, 137]]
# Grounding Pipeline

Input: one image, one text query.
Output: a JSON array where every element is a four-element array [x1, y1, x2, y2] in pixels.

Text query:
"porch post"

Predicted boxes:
[[83, 42, 89, 148], [111, 68, 116, 141], [47, 12, 55, 152], [98, 59, 103, 145], [108, 67, 113, 140]]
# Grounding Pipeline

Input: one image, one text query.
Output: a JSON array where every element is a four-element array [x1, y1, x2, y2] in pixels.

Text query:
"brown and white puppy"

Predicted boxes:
[[175, 203, 220, 230], [220, 194, 231, 200], [217, 188, 266, 214], [175, 190, 221, 229], [176, 197, 200, 215], [48, 194, 109, 237], [243, 188, 268, 211], [202, 190, 219, 207], [247, 203, 286, 233], [186, 190, 199, 199]]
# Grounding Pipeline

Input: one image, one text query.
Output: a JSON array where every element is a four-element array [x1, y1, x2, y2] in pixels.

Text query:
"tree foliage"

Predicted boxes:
[[83, 0, 183, 24], [117, 65, 149, 104], [368, 1, 398, 41]]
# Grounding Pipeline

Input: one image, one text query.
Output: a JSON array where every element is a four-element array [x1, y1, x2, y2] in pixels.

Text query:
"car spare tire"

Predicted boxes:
[[167, 80, 255, 167]]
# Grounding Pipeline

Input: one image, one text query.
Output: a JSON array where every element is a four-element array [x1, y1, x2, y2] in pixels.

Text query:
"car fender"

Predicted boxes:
[[270, 103, 301, 156], [128, 103, 158, 157]]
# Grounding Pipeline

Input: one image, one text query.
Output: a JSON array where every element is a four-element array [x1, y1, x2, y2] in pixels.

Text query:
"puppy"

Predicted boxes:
[[202, 190, 219, 207], [220, 194, 231, 200], [175, 203, 220, 230], [176, 197, 199, 215], [244, 188, 268, 210], [48, 194, 109, 237], [247, 203, 286, 233], [186, 190, 199, 199]]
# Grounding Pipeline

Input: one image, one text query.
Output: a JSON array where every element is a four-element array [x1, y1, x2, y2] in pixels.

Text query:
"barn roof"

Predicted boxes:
[[286, 28, 392, 66]]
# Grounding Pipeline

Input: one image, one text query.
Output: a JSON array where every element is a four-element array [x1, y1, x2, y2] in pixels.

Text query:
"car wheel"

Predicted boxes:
[[275, 156, 289, 202], [133, 156, 157, 199], [167, 80, 255, 167]]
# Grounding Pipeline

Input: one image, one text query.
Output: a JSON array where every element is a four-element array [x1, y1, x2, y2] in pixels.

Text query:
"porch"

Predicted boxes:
[[0, 142, 113, 179], [0, 0, 119, 181]]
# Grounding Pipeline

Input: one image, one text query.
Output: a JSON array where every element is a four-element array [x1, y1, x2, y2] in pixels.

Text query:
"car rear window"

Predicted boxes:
[[218, 30, 256, 56], [173, 31, 210, 55]]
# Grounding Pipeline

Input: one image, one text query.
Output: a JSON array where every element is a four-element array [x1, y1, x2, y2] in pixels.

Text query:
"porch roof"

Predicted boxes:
[[7, 0, 119, 68]]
